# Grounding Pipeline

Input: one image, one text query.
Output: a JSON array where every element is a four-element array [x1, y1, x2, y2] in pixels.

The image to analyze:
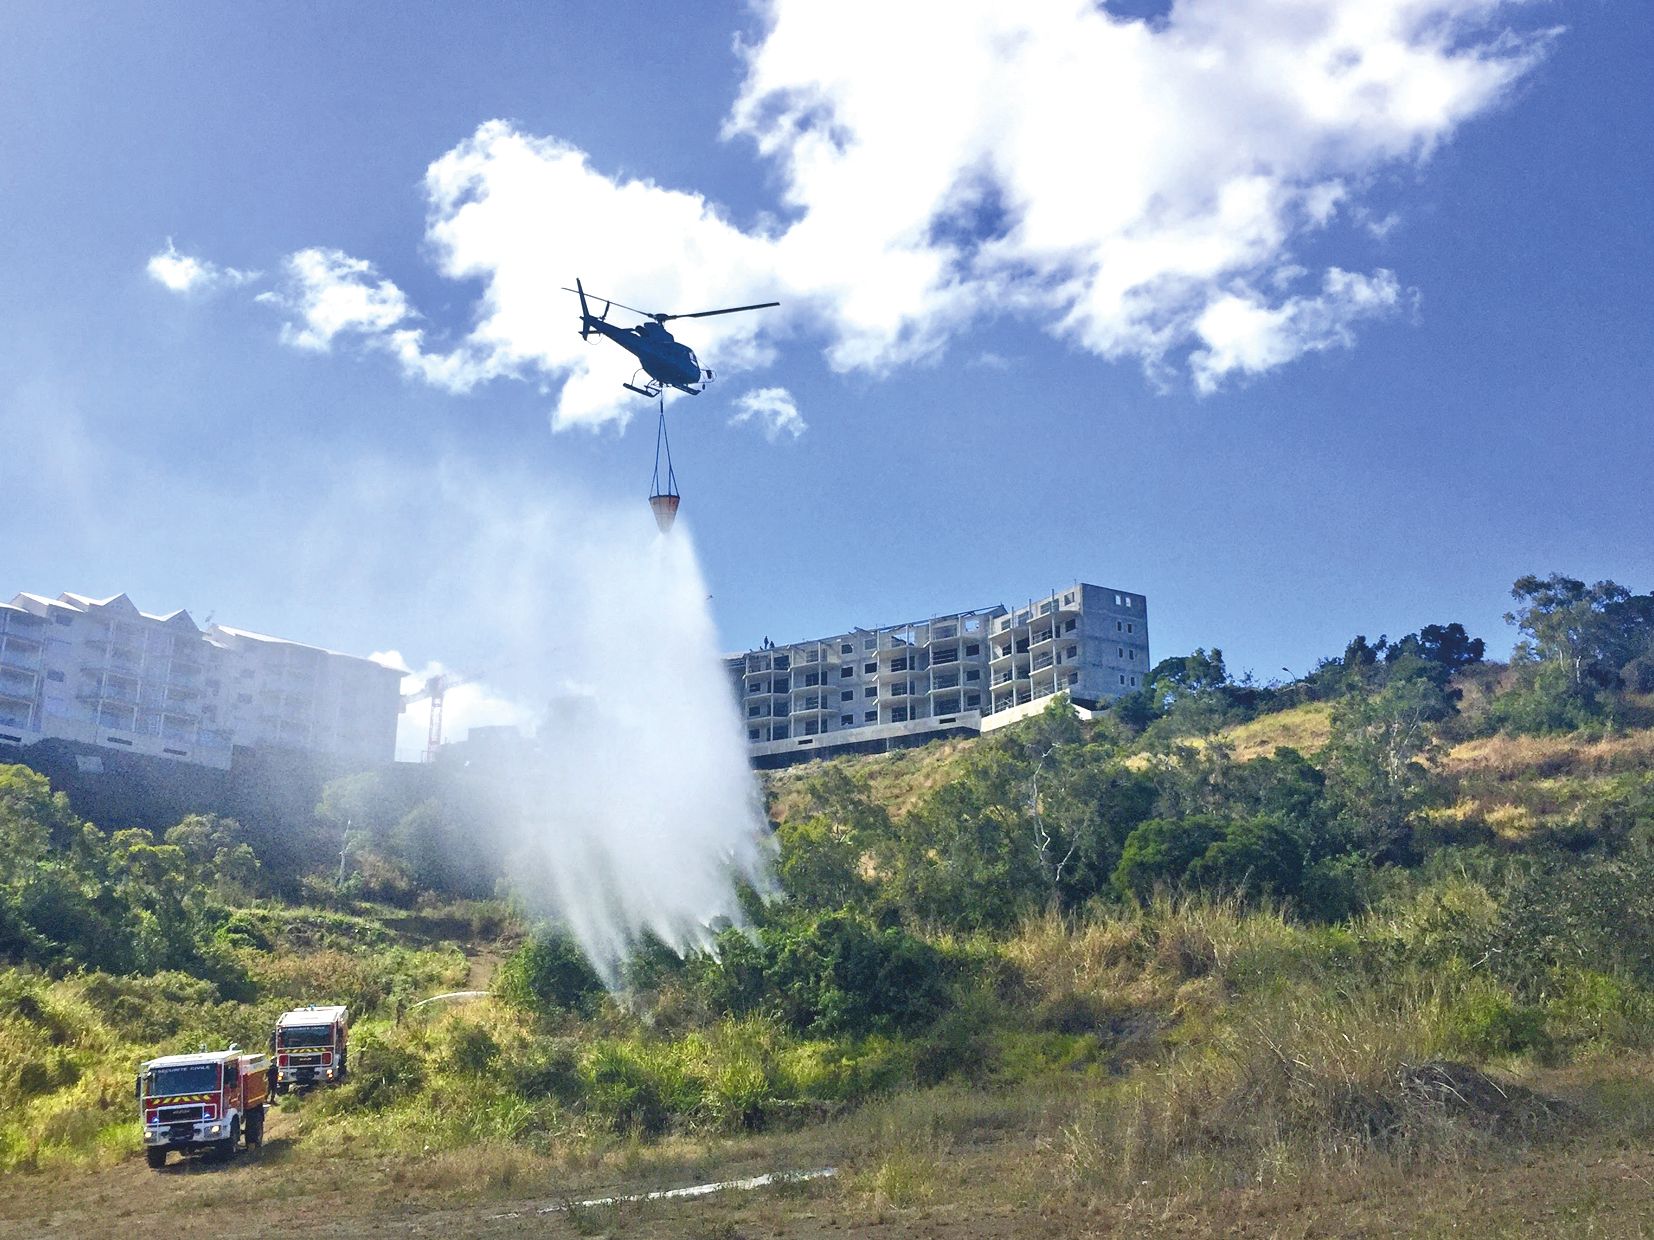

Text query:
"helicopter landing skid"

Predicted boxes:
[[624, 374, 705, 398]]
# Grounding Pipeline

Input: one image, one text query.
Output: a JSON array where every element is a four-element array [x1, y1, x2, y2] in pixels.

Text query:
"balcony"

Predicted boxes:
[[0, 633, 43, 660]]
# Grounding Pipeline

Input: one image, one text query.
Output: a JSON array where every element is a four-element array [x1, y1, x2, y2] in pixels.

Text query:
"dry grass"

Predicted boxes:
[[1442, 728, 1654, 782], [1220, 702, 1335, 762], [6, 1059, 1654, 1238], [1429, 726, 1654, 840], [764, 737, 976, 824]]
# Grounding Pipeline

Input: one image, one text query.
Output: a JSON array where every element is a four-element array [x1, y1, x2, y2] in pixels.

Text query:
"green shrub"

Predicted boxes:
[[443, 1023, 499, 1076], [1441, 984, 1550, 1059], [506, 1037, 583, 1103], [580, 1042, 691, 1136], [493, 931, 606, 1016], [1544, 970, 1654, 1049], [1113, 816, 1223, 901], [340, 1029, 426, 1111]]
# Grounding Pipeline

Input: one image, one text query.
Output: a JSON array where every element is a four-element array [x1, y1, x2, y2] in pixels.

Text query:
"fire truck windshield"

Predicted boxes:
[[277, 1025, 332, 1047], [146, 1064, 219, 1096]]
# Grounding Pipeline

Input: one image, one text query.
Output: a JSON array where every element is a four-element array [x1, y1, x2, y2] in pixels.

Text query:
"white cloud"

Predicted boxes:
[[146, 239, 258, 294], [728, 386, 806, 441], [1189, 267, 1403, 392], [232, 1, 1553, 416], [262, 248, 418, 351]]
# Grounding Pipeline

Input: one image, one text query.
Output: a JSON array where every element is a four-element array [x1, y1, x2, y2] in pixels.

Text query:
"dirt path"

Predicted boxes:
[[463, 946, 502, 991]]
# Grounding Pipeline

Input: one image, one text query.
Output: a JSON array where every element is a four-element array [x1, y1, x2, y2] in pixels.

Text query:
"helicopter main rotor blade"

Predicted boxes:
[[656, 301, 781, 323], [560, 287, 657, 319]]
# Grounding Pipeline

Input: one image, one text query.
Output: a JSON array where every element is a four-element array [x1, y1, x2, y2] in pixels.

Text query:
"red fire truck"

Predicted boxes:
[[137, 1045, 269, 1168], [270, 1004, 349, 1093]]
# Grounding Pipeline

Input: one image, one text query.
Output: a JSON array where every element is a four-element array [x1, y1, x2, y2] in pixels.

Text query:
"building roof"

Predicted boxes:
[[13, 592, 80, 612], [210, 625, 397, 672]]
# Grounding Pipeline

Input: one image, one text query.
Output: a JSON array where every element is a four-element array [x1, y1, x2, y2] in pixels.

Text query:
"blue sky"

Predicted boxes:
[[2, 1, 1650, 732]]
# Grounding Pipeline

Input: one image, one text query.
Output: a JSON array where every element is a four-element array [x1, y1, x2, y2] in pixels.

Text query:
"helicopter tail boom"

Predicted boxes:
[[576, 278, 593, 340]]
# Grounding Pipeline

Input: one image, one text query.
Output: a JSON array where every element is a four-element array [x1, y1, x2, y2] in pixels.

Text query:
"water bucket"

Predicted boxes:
[[649, 492, 680, 533]]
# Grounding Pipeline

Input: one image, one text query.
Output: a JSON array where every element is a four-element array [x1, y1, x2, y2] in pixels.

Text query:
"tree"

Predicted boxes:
[[775, 814, 872, 911], [1185, 816, 1306, 898], [1009, 700, 1155, 905], [1506, 574, 1654, 691], [1112, 815, 1223, 901], [1149, 648, 1230, 696], [164, 814, 260, 897], [1321, 677, 1453, 860], [1387, 623, 1486, 675]]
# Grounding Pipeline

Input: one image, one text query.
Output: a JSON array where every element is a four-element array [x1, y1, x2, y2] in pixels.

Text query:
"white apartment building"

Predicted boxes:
[[0, 591, 403, 771], [728, 583, 1149, 767]]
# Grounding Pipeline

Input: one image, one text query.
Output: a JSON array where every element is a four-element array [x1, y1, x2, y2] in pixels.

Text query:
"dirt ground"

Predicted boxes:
[[6, 1101, 1654, 1239]]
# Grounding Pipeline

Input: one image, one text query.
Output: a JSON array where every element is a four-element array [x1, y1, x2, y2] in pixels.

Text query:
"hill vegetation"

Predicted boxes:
[[3, 569, 1654, 1233]]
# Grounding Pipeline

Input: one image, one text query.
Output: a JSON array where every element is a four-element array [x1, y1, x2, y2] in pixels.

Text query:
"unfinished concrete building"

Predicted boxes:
[[728, 582, 1149, 767]]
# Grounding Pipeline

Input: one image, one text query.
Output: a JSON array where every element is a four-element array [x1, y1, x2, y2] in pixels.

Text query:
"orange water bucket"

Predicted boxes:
[[649, 492, 680, 533]]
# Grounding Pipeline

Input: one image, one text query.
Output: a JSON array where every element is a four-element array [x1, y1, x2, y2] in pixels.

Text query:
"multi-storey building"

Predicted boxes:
[[728, 582, 1149, 767], [0, 591, 403, 771]]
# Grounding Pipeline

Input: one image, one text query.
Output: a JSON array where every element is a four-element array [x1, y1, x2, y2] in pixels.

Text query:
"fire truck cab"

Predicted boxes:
[[137, 1045, 269, 1169], [271, 1004, 349, 1093]]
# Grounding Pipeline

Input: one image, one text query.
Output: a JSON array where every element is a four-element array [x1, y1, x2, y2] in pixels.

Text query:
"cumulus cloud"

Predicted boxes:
[[214, 0, 1554, 417], [728, 386, 806, 441], [146, 239, 258, 294], [1190, 267, 1404, 392], [259, 248, 418, 351]]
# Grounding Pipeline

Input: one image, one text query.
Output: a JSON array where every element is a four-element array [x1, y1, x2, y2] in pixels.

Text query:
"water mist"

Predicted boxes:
[[367, 471, 775, 982]]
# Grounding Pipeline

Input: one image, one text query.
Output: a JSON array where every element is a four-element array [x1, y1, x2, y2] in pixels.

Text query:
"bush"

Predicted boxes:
[[493, 932, 606, 1017], [1440, 984, 1550, 1059], [340, 1028, 426, 1111], [1487, 664, 1604, 736], [506, 1037, 583, 1103], [580, 1042, 690, 1136], [1113, 817, 1223, 901], [1186, 816, 1306, 898]]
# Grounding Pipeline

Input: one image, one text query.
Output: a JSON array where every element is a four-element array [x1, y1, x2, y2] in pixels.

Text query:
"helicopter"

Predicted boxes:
[[567, 279, 779, 398]]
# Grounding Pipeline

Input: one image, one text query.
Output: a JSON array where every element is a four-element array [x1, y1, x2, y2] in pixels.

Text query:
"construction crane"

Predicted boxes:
[[400, 670, 483, 763]]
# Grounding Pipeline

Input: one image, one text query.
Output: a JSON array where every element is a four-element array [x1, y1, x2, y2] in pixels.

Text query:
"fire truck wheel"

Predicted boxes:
[[145, 1147, 168, 1170], [245, 1108, 264, 1147], [217, 1119, 240, 1161]]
